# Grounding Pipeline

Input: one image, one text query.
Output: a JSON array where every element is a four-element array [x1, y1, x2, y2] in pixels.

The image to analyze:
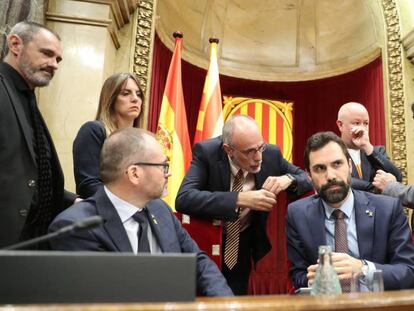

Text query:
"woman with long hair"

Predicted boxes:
[[73, 72, 144, 198]]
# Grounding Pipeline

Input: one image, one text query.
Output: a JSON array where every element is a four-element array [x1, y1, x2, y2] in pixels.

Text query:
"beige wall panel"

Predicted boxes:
[[48, 0, 110, 20], [38, 22, 109, 192]]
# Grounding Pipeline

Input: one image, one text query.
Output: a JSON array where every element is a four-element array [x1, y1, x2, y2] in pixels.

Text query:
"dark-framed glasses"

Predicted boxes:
[[231, 143, 267, 157], [133, 162, 170, 174]]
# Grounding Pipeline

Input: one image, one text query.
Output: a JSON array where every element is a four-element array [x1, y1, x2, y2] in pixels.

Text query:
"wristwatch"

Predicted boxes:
[[286, 174, 297, 188], [360, 259, 369, 277]]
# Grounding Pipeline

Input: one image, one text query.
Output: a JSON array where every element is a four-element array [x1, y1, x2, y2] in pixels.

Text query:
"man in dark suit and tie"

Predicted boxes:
[[286, 131, 414, 291], [49, 128, 233, 297], [336, 102, 402, 192], [0, 21, 77, 248], [176, 115, 313, 295]]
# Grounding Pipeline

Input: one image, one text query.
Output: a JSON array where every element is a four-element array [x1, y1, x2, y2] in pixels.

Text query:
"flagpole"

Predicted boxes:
[[173, 31, 183, 39]]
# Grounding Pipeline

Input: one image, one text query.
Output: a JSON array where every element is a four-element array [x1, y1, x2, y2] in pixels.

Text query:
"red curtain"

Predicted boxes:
[[149, 33, 385, 294]]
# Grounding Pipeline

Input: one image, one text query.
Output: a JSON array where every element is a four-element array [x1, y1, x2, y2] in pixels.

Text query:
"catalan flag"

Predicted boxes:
[[181, 38, 224, 269], [193, 38, 224, 143], [156, 32, 191, 211]]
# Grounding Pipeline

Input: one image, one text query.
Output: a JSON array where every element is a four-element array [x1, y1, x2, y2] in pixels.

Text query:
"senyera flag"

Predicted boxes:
[[156, 31, 191, 211], [193, 38, 224, 143]]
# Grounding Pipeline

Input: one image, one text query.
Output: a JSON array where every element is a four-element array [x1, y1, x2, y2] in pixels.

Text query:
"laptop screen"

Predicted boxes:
[[0, 251, 196, 303]]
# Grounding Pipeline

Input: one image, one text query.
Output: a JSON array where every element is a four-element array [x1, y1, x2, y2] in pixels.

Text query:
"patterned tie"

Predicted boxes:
[[224, 169, 244, 270], [333, 209, 351, 292], [29, 93, 54, 229], [132, 208, 151, 253]]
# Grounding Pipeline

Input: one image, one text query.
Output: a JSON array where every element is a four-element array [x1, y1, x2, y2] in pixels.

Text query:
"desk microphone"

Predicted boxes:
[[3, 216, 103, 250]]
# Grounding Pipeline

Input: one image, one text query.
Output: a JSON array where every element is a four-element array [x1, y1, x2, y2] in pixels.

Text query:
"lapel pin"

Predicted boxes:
[[365, 210, 373, 217], [151, 214, 158, 224]]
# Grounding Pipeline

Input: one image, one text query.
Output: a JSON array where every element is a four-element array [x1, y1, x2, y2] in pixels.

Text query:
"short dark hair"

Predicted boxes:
[[304, 131, 350, 171]]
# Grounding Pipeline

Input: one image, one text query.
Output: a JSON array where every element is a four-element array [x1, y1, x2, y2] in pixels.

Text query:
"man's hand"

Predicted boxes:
[[307, 264, 318, 286], [262, 175, 293, 195], [373, 169, 397, 192], [331, 252, 363, 281], [351, 126, 374, 155], [307, 253, 363, 285], [236, 189, 276, 211]]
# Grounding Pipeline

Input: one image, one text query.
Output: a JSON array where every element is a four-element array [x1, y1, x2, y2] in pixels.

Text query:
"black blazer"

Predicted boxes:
[[0, 63, 75, 247], [49, 188, 233, 297], [176, 136, 312, 263], [350, 146, 402, 192]]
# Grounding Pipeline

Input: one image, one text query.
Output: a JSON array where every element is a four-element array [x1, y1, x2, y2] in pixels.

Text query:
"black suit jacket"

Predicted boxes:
[[0, 63, 76, 247], [351, 146, 402, 192], [49, 188, 233, 297], [176, 136, 312, 263]]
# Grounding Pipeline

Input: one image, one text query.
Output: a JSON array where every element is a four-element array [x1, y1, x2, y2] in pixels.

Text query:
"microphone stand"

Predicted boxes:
[[3, 216, 103, 250]]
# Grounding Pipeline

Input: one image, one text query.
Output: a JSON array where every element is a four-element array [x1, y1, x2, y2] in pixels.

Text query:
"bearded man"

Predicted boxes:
[[0, 21, 76, 248], [285, 131, 414, 291]]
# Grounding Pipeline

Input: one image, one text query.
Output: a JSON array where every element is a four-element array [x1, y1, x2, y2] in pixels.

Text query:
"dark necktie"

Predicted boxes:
[[224, 169, 244, 270], [29, 93, 54, 228], [333, 209, 351, 292], [132, 208, 151, 253]]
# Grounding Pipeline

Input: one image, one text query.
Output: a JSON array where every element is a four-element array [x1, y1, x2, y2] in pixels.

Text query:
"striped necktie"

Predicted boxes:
[[224, 169, 244, 270]]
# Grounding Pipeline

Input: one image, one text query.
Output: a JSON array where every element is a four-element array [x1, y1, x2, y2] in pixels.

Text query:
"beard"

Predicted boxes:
[[315, 177, 351, 205], [19, 51, 54, 87]]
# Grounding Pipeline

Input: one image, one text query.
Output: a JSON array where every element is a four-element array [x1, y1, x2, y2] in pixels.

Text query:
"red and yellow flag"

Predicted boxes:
[[193, 38, 223, 143], [156, 32, 191, 211]]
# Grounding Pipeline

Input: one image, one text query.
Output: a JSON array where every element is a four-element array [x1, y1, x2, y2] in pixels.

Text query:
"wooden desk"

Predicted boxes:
[[2, 290, 414, 311]]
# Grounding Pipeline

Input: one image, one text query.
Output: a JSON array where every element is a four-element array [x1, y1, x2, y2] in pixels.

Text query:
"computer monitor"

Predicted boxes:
[[0, 251, 196, 304]]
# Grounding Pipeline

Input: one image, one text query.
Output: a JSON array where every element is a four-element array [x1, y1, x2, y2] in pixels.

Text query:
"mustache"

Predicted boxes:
[[40, 65, 55, 77], [319, 179, 346, 192]]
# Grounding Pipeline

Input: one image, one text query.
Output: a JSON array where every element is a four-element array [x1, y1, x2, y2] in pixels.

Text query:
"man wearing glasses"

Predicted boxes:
[[49, 128, 233, 296], [176, 115, 312, 295]]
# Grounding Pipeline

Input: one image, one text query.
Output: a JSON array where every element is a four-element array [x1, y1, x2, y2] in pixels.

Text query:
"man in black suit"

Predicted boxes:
[[0, 21, 76, 248], [336, 102, 401, 192], [49, 128, 233, 297], [176, 115, 312, 295]]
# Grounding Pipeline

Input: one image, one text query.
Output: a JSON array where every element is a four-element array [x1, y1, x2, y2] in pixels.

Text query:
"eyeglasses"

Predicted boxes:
[[133, 162, 170, 174], [230, 143, 267, 157]]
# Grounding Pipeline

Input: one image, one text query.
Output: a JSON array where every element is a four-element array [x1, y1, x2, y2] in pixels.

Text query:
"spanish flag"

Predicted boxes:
[[193, 38, 224, 143], [156, 32, 191, 211]]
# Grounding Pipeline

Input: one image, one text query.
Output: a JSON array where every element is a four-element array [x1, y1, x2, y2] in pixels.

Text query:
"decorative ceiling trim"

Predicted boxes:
[[82, 0, 138, 28], [382, 0, 407, 181], [402, 28, 414, 65], [45, 13, 111, 28]]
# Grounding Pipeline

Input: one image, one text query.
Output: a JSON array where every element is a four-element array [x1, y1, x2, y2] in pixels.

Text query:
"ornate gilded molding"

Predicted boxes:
[[382, 0, 407, 181], [133, 0, 156, 129]]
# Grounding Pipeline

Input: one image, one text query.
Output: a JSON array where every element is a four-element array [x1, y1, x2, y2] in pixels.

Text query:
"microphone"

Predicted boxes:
[[3, 216, 103, 250]]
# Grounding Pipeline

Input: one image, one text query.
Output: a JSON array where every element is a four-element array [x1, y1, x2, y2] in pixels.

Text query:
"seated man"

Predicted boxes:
[[286, 131, 414, 291], [336, 102, 402, 192], [49, 128, 233, 297]]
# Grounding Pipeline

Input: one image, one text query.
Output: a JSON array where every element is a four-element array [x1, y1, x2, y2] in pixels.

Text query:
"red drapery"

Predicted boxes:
[[149, 33, 385, 294]]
